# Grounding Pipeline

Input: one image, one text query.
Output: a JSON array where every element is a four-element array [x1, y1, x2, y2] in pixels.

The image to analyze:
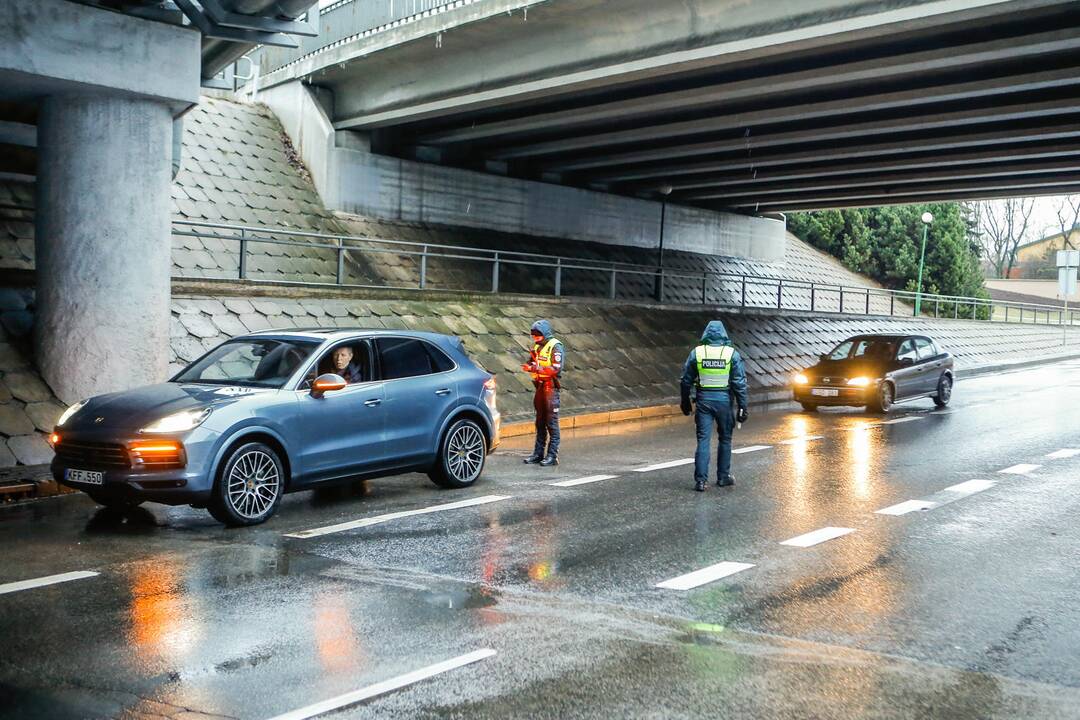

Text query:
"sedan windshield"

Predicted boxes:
[[827, 338, 898, 361], [173, 339, 320, 388]]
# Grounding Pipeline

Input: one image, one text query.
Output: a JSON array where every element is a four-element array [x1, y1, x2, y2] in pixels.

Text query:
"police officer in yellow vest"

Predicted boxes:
[[521, 319, 564, 467], [680, 320, 749, 492]]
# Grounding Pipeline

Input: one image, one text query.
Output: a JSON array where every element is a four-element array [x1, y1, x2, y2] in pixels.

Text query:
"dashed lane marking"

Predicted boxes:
[[876, 480, 996, 516], [998, 464, 1041, 475], [779, 436, 824, 445], [655, 561, 755, 590], [550, 474, 619, 487], [872, 416, 925, 426], [1047, 448, 1080, 459], [284, 496, 512, 539], [732, 445, 772, 454], [633, 458, 694, 472], [0, 571, 99, 596], [780, 526, 855, 547], [266, 649, 497, 720]]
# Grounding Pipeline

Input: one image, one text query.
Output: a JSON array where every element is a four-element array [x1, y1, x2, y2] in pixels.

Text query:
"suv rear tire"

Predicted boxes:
[[208, 441, 285, 526], [429, 418, 487, 489]]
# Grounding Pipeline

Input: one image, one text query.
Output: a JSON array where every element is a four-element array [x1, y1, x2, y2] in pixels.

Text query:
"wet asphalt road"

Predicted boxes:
[[3, 360, 1080, 719]]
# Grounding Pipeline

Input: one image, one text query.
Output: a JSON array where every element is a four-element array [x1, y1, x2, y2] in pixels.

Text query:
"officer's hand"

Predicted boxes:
[[680, 398, 693, 416], [736, 406, 749, 424], [521, 362, 537, 372]]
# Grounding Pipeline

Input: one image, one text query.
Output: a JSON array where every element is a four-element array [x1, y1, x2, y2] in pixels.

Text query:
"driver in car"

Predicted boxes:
[[328, 346, 364, 384]]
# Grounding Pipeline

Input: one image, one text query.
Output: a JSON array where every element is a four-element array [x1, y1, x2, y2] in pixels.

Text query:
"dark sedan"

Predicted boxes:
[[792, 334, 954, 413]]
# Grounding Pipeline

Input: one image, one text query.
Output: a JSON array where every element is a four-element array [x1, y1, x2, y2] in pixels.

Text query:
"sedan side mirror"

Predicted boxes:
[[899, 357, 915, 367], [311, 373, 347, 398]]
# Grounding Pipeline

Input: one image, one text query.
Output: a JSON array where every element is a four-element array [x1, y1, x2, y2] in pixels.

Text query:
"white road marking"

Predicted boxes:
[[732, 445, 772, 454], [633, 458, 694, 472], [285, 495, 511, 539], [780, 526, 855, 547], [0, 570, 99, 596], [655, 561, 755, 590], [550, 474, 618, 487], [1046, 448, 1080, 459], [779, 435, 824, 445], [943, 479, 996, 494], [998, 464, 1041, 475], [873, 416, 925, 425], [266, 649, 496, 720], [875, 499, 937, 516]]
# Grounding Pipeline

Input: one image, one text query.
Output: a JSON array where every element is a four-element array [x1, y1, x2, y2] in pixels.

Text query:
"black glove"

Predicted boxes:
[[736, 406, 749, 424], [680, 397, 693, 416]]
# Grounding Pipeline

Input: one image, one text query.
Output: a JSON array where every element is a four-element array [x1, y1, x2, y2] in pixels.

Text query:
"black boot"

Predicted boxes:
[[523, 454, 543, 464], [716, 475, 735, 487], [694, 480, 706, 492], [540, 455, 559, 467]]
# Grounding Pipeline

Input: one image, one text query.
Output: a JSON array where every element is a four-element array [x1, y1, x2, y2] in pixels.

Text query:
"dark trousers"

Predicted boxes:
[[694, 396, 734, 484], [533, 383, 560, 458]]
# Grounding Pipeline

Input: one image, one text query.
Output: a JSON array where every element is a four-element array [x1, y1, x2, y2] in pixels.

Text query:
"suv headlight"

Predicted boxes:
[[140, 407, 212, 433], [57, 400, 88, 427]]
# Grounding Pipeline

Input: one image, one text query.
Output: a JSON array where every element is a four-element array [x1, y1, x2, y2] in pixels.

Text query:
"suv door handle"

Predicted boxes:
[[364, 398, 382, 407], [435, 388, 452, 396]]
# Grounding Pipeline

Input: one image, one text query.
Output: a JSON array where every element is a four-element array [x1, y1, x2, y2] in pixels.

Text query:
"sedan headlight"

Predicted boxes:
[[793, 373, 809, 385], [57, 400, 88, 427], [140, 407, 212, 433], [847, 377, 872, 387]]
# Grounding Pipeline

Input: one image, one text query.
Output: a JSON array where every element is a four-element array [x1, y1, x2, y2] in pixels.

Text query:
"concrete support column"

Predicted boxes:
[[35, 95, 173, 404]]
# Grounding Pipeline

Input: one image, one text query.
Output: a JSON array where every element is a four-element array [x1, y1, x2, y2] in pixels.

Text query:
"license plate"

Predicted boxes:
[[811, 388, 839, 397], [66, 469, 104, 485]]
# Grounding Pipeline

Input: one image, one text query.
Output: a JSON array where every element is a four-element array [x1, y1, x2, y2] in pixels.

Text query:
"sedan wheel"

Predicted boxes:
[[208, 442, 284, 526], [429, 419, 487, 489], [868, 382, 893, 414], [934, 374, 953, 408]]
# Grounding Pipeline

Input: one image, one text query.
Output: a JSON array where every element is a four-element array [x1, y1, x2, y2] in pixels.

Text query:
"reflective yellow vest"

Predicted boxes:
[[695, 345, 734, 389], [531, 338, 561, 382]]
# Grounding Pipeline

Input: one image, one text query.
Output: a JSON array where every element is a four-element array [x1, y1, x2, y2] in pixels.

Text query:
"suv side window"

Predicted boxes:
[[914, 337, 936, 361], [376, 338, 435, 380], [425, 342, 456, 373], [896, 339, 918, 363]]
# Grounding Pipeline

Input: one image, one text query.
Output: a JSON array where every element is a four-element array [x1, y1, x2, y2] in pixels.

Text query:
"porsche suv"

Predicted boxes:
[[792, 334, 954, 413], [50, 329, 500, 526]]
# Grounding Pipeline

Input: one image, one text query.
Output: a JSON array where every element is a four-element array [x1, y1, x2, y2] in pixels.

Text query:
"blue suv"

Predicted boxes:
[[50, 329, 500, 526]]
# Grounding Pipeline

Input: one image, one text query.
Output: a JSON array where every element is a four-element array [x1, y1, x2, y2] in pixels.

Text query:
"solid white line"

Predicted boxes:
[[633, 458, 694, 472], [266, 649, 496, 720], [550, 474, 618, 487], [873, 416, 925, 425], [732, 445, 772, 454], [1047, 448, 1080, 459], [655, 561, 755, 590], [998, 464, 1041, 475], [943, 479, 996, 494], [875, 499, 937, 516], [0, 571, 99, 596], [779, 435, 824, 445], [780, 526, 855, 547], [285, 496, 511, 539]]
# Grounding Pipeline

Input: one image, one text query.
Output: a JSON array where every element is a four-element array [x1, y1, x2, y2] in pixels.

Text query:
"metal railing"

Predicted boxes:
[[171, 219, 1080, 326]]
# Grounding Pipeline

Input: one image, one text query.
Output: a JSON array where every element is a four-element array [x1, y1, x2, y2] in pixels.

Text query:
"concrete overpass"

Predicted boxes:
[[255, 0, 1080, 213]]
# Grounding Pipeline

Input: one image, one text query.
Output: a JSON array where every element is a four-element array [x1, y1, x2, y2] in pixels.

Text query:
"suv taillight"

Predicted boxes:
[[482, 376, 497, 412]]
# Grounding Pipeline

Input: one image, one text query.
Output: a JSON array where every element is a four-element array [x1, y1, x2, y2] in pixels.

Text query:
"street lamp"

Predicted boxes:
[[654, 184, 674, 301], [914, 211, 933, 316]]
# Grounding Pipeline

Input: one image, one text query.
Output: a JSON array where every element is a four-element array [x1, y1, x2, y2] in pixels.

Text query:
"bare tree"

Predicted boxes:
[[980, 197, 1036, 278], [1055, 194, 1080, 250]]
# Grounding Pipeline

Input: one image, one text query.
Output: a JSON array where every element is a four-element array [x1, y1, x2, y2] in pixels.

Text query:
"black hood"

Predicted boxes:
[[61, 383, 272, 432]]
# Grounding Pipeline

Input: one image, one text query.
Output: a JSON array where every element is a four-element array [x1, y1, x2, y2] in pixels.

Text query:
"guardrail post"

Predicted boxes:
[[776, 279, 783, 309], [336, 237, 344, 285], [888, 292, 893, 316], [702, 273, 708, 304], [238, 228, 247, 280], [839, 286, 844, 313], [811, 283, 816, 312], [953, 301, 958, 319], [865, 288, 870, 315], [740, 276, 746, 307], [609, 269, 617, 299], [554, 258, 562, 297], [419, 245, 428, 289], [492, 252, 500, 293], [657, 269, 665, 303]]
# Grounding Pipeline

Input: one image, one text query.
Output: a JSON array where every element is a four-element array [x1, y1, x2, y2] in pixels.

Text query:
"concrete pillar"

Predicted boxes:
[[35, 95, 173, 404]]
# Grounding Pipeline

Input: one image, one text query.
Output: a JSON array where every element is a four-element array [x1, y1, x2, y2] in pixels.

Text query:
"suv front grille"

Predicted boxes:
[[54, 440, 130, 469]]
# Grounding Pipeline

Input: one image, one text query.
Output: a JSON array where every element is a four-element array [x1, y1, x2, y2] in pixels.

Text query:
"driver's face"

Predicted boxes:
[[332, 347, 353, 371]]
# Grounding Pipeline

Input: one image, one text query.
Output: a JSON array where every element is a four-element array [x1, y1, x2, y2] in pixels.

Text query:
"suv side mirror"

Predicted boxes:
[[311, 373, 347, 398]]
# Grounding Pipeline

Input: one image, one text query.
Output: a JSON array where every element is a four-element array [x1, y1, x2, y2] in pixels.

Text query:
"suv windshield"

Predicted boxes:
[[827, 338, 898, 360], [173, 339, 320, 388]]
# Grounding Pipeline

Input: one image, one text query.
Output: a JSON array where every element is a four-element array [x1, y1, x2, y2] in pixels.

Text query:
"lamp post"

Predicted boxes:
[[914, 211, 933, 316], [654, 184, 673, 301]]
